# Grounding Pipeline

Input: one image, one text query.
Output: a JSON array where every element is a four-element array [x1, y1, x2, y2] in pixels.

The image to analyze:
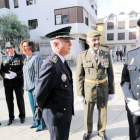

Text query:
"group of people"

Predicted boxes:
[[0, 20, 139, 140], [0, 40, 45, 132]]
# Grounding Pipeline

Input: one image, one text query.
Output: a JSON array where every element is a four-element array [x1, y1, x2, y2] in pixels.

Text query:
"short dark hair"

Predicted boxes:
[[21, 40, 36, 52]]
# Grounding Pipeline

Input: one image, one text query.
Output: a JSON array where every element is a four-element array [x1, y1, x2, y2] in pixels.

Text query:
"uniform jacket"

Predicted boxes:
[[1, 52, 24, 87], [76, 48, 115, 104], [23, 53, 42, 91], [35, 52, 74, 124], [121, 47, 140, 102]]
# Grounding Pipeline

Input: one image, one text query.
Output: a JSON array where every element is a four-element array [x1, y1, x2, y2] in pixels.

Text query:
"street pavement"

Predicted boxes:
[[0, 61, 129, 140]]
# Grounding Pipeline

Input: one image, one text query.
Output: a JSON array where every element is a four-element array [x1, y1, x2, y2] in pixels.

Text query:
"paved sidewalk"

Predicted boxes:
[[0, 61, 129, 140]]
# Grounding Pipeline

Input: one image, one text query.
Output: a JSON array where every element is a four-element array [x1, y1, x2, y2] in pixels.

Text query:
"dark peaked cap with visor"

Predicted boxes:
[[45, 26, 75, 40], [5, 42, 15, 49]]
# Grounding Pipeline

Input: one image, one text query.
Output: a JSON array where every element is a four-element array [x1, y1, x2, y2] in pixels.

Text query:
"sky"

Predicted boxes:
[[97, 0, 140, 18]]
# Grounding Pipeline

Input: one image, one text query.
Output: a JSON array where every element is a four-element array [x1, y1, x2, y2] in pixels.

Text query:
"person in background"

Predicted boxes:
[[116, 49, 120, 61], [0, 42, 25, 125], [110, 49, 114, 63], [21, 40, 45, 132], [19, 41, 26, 60], [119, 50, 123, 62], [76, 30, 115, 140], [35, 26, 74, 140]]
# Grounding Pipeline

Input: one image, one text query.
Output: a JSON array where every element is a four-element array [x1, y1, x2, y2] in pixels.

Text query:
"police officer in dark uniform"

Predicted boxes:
[[35, 26, 74, 140], [0, 42, 25, 125], [0, 50, 2, 126], [121, 19, 140, 140]]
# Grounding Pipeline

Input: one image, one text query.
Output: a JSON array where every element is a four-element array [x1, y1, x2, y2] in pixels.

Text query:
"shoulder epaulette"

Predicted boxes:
[[50, 55, 58, 63], [128, 47, 140, 53], [80, 50, 88, 54]]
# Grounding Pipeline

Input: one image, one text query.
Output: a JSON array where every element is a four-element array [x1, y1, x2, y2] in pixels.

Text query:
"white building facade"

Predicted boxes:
[[104, 11, 140, 60], [0, 0, 98, 62]]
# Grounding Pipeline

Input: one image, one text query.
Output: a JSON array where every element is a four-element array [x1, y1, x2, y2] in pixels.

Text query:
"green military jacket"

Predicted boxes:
[[76, 48, 115, 104]]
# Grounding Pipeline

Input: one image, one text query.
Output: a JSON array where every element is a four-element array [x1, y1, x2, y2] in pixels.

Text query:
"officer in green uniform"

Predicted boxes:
[[76, 30, 115, 140]]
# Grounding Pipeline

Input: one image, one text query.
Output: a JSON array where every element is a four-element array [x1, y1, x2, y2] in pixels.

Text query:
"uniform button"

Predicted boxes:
[[139, 77, 140, 80], [64, 108, 66, 111], [137, 93, 139, 95], [137, 85, 140, 87], [10, 68, 11, 70], [65, 85, 67, 87]]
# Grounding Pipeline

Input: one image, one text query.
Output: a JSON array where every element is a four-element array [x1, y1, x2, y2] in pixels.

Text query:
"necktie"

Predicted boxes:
[[10, 56, 13, 60], [94, 52, 98, 63], [64, 60, 70, 71], [64, 60, 71, 81]]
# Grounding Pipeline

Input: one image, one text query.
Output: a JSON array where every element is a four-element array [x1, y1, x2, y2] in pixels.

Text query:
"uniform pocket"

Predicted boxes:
[[83, 62, 93, 68]]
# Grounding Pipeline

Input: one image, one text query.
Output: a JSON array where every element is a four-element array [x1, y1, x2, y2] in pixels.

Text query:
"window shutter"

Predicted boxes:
[[62, 9, 68, 16], [55, 9, 61, 15], [69, 7, 76, 23], [77, 7, 83, 23]]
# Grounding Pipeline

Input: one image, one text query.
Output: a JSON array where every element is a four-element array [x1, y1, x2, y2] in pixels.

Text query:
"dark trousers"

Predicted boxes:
[[120, 56, 122, 61], [43, 108, 72, 140], [126, 104, 140, 140], [4, 86, 25, 120]]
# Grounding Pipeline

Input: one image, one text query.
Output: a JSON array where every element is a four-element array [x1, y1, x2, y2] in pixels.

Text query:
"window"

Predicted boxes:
[[118, 33, 125, 40], [129, 20, 137, 28], [129, 32, 136, 40], [0, 0, 10, 9], [85, 17, 88, 26], [62, 15, 69, 24], [95, 9, 97, 15], [54, 7, 83, 25], [55, 15, 62, 25], [107, 33, 114, 41], [26, 0, 36, 6], [107, 22, 114, 30], [91, 5, 94, 9], [118, 21, 125, 29], [28, 19, 38, 30], [14, 0, 19, 8]]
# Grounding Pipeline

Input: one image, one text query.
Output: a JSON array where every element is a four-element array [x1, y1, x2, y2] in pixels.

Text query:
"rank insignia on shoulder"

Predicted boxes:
[[50, 55, 58, 63], [61, 74, 67, 82], [130, 58, 134, 65]]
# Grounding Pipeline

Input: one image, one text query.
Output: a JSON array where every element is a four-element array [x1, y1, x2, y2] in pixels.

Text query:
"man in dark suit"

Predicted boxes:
[[35, 26, 74, 140], [1, 42, 25, 125]]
